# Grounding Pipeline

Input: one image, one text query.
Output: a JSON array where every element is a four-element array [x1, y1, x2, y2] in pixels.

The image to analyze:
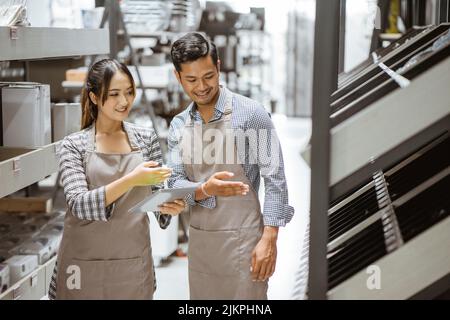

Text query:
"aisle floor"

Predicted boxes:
[[154, 116, 312, 300]]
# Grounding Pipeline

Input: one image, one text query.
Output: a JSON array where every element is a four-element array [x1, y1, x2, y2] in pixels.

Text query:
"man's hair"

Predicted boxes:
[[170, 32, 219, 72]]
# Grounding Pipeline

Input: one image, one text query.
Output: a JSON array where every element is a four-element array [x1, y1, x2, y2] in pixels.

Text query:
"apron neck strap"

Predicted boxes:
[[222, 87, 233, 121], [86, 125, 96, 152], [186, 87, 234, 126], [86, 122, 140, 152]]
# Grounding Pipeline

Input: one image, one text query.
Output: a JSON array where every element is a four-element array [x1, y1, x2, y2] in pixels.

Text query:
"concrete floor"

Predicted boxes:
[[153, 116, 312, 300]]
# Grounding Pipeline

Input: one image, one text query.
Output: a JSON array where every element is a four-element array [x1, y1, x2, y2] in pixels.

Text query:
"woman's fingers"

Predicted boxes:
[[159, 199, 186, 211], [143, 161, 159, 168]]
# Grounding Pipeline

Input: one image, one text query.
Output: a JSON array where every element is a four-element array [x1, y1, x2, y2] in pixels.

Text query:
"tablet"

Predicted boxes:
[[128, 186, 198, 214]]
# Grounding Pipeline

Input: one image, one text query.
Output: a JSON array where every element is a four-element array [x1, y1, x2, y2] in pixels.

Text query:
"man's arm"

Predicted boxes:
[[167, 116, 250, 205], [247, 107, 295, 281], [166, 117, 217, 208]]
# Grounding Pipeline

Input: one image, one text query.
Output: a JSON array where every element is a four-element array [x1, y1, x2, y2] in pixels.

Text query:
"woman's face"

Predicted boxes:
[[94, 71, 135, 122]]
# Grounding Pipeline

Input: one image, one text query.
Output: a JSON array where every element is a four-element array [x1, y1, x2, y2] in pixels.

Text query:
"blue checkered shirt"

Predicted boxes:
[[167, 87, 294, 227]]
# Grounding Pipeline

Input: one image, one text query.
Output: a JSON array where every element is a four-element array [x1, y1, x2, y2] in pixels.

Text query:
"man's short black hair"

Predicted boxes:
[[171, 32, 219, 72]]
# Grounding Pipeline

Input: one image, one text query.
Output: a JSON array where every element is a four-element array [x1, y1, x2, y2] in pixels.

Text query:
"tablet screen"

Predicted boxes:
[[128, 186, 198, 214]]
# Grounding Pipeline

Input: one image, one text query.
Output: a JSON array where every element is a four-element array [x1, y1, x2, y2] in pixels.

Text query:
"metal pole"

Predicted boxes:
[[308, 0, 340, 300], [413, 0, 427, 25], [437, 0, 450, 23], [338, 0, 346, 74], [107, 0, 119, 59], [116, 5, 164, 154]]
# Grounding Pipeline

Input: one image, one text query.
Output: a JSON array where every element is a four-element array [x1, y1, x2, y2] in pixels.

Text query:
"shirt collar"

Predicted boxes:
[[188, 86, 227, 122]]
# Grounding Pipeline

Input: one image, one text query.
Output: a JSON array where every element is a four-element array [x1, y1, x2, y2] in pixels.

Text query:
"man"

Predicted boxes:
[[167, 32, 294, 299]]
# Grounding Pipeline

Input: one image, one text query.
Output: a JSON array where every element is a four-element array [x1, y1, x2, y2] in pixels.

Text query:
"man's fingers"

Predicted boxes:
[[251, 250, 256, 277], [213, 171, 235, 180], [263, 260, 275, 280], [258, 262, 268, 281], [217, 181, 243, 189], [269, 261, 276, 279], [218, 184, 249, 196], [252, 259, 262, 281]]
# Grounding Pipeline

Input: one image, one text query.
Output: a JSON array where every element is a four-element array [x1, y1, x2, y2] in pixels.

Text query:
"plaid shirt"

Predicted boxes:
[[49, 121, 169, 300], [58, 121, 170, 226], [167, 87, 294, 227]]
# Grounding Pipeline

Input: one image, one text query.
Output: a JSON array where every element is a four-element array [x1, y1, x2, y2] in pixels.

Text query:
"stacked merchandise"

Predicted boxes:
[[120, 0, 202, 34], [298, 23, 450, 299], [0, 0, 29, 27], [0, 82, 51, 147], [168, 0, 202, 32], [120, 0, 171, 34], [0, 210, 64, 293]]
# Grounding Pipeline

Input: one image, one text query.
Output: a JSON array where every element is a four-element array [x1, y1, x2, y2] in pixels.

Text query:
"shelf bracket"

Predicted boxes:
[[9, 26, 18, 40], [13, 158, 21, 174]]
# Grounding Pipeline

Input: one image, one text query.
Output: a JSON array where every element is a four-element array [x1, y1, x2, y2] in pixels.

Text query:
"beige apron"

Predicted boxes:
[[180, 88, 267, 300], [55, 124, 154, 300]]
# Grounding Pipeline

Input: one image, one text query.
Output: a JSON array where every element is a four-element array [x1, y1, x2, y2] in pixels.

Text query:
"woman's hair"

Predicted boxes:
[[80, 59, 136, 129]]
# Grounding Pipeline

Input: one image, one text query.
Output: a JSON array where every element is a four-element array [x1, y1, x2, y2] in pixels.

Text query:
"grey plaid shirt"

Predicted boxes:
[[167, 87, 294, 227]]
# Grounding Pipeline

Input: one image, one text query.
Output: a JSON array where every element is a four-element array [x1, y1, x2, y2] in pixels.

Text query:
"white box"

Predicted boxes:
[[1, 83, 51, 147], [0, 263, 10, 293], [0, 234, 31, 251], [148, 213, 178, 262], [128, 64, 174, 89], [4, 255, 38, 283], [10, 224, 41, 238], [51, 103, 81, 142], [16, 236, 58, 265]]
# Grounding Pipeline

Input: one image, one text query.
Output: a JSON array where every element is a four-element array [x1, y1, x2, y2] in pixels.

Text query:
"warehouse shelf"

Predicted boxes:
[[302, 56, 450, 195], [0, 256, 56, 300], [0, 26, 109, 61], [328, 216, 450, 299], [0, 142, 60, 198], [0, 23, 110, 301]]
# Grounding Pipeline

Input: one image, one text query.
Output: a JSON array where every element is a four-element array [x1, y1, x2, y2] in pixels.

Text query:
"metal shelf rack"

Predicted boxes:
[[0, 25, 110, 300]]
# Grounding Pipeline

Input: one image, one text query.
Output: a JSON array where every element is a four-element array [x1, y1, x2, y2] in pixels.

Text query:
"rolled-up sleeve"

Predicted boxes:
[[248, 107, 295, 227], [166, 117, 216, 209], [59, 137, 114, 222]]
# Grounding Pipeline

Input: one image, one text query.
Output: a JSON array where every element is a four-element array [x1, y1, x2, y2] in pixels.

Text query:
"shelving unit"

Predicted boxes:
[[0, 27, 109, 61], [304, 0, 450, 298], [0, 256, 56, 300], [0, 26, 110, 300], [0, 143, 60, 198]]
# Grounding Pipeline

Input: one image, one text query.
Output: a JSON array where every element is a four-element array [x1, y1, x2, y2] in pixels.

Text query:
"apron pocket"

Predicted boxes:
[[188, 226, 240, 277], [65, 257, 144, 300], [64, 259, 104, 299], [103, 257, 145, 300]]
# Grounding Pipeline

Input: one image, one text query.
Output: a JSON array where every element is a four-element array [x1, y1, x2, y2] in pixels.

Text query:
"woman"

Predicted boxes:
[[48, 59, 185, 300]]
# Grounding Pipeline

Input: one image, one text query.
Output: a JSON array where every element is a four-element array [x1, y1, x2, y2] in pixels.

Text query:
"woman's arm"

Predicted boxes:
[[59, 136, 169, 222], [59, 136, 113, 221]]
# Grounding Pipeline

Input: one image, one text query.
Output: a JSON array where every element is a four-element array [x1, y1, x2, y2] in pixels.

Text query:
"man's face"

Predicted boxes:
[[175, 55, 220, 108]]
